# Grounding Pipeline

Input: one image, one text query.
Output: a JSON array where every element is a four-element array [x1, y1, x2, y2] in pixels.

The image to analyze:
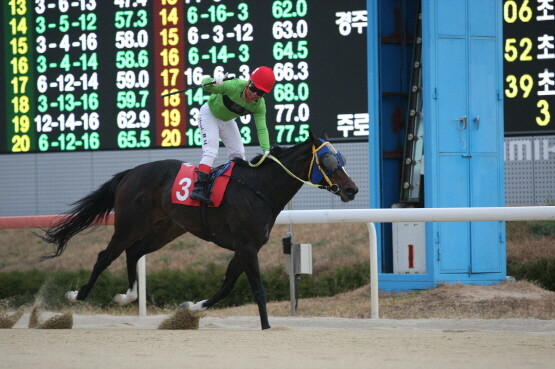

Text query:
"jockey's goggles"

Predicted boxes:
[[248, 82, 266, 97]]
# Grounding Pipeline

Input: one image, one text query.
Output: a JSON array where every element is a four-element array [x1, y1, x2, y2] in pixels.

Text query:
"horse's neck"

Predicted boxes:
[[263, 145, 312, 211]]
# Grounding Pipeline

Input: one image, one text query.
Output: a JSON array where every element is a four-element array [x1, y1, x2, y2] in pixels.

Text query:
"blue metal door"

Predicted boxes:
[[467, 7, 504, 272], [435, 33, 470, 272], [428, 0, 504, 275], [435, 3, 470, 272]]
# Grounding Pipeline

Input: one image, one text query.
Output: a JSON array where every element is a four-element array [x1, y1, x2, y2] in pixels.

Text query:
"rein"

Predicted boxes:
[[248, 144, 340, 193], [267, 154, 321, 189]]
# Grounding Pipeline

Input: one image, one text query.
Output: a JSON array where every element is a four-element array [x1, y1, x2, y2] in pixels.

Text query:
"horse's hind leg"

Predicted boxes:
[[67, 215, 150, 302], [113, 220, 185, 305], [66, 233, 139, 302]]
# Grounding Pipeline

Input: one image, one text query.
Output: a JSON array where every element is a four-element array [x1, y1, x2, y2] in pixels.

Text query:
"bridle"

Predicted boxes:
[[307, 139, 346, 193]]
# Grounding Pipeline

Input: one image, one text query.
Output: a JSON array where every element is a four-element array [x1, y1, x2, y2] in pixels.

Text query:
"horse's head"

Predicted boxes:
[[308, 131, 359, 202]]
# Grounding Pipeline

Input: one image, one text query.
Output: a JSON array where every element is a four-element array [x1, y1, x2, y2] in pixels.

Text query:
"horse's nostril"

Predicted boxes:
[[345, 187, 358, 196]]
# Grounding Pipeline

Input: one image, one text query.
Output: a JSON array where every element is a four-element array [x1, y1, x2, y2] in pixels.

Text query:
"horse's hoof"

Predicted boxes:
[[177, 301, 193, 309], [189, 300, 208, 311], [113, 294, 127, 305], [179, 300, 207, 311], [113, 292, 137, 305], [65, 291, 79, 303]]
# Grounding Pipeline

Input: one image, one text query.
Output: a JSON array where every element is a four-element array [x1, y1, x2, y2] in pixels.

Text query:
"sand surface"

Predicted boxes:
[[1, 313, 555, 369]]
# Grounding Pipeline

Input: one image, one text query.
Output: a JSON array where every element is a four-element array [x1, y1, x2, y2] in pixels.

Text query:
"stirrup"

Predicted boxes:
[[190, 187, 213, 205]]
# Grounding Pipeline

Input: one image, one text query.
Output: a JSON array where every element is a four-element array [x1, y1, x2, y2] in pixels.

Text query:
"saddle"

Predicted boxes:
[[208, 162, 233, 192], [171, 162, 235, 207]]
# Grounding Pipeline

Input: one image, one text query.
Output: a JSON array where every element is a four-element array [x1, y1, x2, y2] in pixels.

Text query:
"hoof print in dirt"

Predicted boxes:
[[0, 309, 24, 329], [29, 305, 73, 329], [158, 308, 203, 330]]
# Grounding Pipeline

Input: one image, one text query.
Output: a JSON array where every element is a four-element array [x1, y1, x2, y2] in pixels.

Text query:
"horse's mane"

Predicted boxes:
[[233, 145, 288, 167]]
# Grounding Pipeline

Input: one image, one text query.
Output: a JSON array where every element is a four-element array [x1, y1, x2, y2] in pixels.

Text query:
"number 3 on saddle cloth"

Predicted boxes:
[[171, 162, 236, 207]]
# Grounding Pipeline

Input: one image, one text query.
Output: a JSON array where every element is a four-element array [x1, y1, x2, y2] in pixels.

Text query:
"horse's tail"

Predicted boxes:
[[39, 169, 132, 260]]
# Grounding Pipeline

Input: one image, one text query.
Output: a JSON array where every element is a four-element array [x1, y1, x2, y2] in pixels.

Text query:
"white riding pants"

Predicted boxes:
[[198, 103, 246, 167]]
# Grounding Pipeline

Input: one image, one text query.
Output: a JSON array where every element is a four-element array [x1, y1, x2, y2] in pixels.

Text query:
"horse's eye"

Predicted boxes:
[[320, 152, 339, 171]]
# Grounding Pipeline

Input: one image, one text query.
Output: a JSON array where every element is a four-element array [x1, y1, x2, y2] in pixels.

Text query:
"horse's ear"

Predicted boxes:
[[308, 127, 318, 143], [320, 129, 330, 141]]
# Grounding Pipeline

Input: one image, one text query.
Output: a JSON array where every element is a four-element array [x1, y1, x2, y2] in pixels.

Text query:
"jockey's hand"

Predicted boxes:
[[213, 73, 225, 86]]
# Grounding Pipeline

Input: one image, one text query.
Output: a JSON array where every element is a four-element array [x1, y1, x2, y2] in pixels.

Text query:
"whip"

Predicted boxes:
[[160, 73, 235, 97]]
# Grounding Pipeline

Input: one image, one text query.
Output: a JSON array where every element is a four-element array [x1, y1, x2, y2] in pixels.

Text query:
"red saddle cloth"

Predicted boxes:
[[171, 162, 235, 207]]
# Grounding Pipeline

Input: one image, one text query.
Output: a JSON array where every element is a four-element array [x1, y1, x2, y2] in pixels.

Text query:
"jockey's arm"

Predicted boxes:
[[253, 111, 270, 152]]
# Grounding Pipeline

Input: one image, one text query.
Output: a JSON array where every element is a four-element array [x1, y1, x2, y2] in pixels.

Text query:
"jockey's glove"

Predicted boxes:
[[213, 73, 225, 86]]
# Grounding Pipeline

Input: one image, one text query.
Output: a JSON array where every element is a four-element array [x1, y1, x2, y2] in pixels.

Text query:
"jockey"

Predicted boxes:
[[190, 66, 276, 204]]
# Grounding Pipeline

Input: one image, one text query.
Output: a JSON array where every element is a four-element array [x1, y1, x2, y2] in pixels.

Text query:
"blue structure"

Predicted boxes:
[[367, 0, 506, 290]]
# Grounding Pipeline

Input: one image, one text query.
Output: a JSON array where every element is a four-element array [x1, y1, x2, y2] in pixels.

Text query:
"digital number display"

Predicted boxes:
[[503, 0, 555, 135], [0, 0, 367, 154]]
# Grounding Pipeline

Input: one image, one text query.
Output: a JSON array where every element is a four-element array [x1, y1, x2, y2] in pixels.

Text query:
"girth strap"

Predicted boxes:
[[198, 172, 222, 242], [199, 203, 212, 242]]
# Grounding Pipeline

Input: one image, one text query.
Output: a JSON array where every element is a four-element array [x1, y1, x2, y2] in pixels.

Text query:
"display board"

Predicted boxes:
[[1, 0, 368, 154], [503, 0, 555, 135]]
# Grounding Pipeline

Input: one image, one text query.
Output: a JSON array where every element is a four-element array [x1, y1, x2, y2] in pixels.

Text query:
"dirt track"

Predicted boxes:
[[1, 314, 554, 369]]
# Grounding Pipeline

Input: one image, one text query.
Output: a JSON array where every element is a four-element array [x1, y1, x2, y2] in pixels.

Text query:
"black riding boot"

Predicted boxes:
[[190, 171, 212, 204]]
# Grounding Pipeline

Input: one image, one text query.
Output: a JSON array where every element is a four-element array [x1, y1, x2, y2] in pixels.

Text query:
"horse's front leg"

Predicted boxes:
[[181, 253, 244, 311], [241, 248, 270, 330], [182, 247, 271, 330]]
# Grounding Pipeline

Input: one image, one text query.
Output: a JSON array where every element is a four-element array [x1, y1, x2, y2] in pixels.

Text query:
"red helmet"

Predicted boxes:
[[250, 66, 276, 93]]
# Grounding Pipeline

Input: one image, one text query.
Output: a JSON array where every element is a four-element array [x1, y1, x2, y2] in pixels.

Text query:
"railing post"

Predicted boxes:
[[138, 256, 146, 317], [367, 222, 379, 319]]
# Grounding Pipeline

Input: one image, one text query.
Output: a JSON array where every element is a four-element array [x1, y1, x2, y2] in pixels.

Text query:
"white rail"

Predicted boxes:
[[275, 207, 555, 224]]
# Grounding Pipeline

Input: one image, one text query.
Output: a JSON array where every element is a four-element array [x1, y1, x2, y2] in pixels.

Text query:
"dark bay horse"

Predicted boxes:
[[40, 130, 358, 329]]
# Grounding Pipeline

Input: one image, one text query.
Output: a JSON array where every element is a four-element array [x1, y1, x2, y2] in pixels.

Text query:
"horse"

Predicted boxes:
[[40, 130, 358, 330]]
